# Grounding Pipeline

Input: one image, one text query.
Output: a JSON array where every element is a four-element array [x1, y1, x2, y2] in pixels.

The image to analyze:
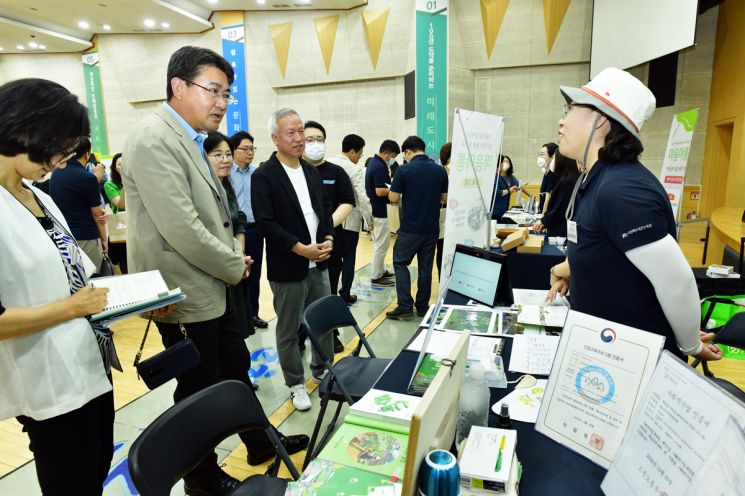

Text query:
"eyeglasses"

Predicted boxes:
[[50, 151, 76, 168], [236, 146, 257, 152], [305, 138, 325, 144], [562, 103, 595, 119], [181, 78, 235, 104], [208, 152, 233, 161]]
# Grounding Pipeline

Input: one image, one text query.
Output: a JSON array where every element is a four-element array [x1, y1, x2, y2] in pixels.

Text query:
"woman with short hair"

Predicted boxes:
[[0, 78, 114, 496]]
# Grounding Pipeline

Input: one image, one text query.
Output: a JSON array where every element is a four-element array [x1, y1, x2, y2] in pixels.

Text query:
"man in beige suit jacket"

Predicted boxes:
[[122, 46, 307, 496]]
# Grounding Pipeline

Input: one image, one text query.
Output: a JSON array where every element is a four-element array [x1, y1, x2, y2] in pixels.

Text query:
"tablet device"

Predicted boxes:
[[448, 244, 512, 307]]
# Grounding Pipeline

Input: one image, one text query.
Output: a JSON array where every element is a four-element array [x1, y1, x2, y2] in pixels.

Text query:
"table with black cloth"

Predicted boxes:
[[373, 292, 606, 495], [491, 244, 566, 290]]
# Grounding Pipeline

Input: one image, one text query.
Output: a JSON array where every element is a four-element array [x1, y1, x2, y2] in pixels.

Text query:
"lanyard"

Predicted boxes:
[[565, 113, 602, 221]]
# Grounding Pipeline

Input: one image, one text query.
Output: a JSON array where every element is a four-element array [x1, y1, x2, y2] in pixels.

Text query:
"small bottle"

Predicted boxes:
[[456, 363, 490, 447], [496, 403, 512, 429]]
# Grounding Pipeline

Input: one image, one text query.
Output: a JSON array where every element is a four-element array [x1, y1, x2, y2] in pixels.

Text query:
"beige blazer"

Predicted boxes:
[[122, 105, 245, 324]]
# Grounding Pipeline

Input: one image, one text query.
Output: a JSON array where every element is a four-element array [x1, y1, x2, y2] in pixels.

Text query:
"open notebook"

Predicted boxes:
[[89, 270, 185, 323]]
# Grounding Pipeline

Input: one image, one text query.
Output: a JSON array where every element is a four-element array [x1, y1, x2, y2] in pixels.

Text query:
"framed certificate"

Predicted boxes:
[[535, 310, 665, 468]]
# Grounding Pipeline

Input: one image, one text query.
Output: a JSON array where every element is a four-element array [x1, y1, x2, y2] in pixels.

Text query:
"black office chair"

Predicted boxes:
[[302, 295, 392, 469], [128, 380, 300, 496], [692, 311, 745, 402]]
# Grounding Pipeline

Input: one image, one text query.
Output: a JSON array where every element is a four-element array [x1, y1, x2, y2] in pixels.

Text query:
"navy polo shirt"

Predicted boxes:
[[390, 155, 448, 235], [49, 160, 102, 240], [365, 155, 391, 218], [566, 160, 682, 358]]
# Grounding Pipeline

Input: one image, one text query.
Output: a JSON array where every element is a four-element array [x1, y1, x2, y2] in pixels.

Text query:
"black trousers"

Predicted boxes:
[[17, 388, 115, 496], [156, 301, 273, 481]]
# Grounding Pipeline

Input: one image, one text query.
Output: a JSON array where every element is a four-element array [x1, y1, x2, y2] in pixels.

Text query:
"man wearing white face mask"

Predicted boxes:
[[365, 139, 400, 285], [537, 142, 558, 213], [303, 121, 355, 353]]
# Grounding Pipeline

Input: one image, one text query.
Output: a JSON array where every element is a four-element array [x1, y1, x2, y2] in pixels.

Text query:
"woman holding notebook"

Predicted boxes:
[[0, 78, 115, 496]]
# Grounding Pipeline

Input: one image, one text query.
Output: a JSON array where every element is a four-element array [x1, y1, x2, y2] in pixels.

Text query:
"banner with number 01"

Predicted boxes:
[[416, 0, 448, 157]]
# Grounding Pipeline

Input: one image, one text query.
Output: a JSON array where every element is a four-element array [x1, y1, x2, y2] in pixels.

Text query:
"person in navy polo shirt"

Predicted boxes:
[[49, 137, 108, 271], [386, 136, 448, 320], [365, 139, 400, 286], [547, 67, 721, 363]]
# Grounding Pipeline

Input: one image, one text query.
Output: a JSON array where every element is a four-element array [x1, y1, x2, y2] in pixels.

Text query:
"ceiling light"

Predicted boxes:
[[103, 24, 112, 31], [144, 18, 155, 28], [39, 44, 46, 50], [29, 41, 38, 48], [0, 47, 4, 51], [161, 22, 170, 28], [208, 0, 218, 4], [257, 0, 266, 4], [17, 45, 24, 50], [78, 21, 90, 29]]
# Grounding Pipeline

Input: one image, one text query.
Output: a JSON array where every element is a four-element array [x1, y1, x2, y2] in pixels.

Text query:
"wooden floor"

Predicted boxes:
[[1, 223, 743, 481]]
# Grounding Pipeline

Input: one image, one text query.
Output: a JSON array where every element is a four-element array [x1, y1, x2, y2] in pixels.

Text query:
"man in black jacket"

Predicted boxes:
[[251, 108, 334, 411]]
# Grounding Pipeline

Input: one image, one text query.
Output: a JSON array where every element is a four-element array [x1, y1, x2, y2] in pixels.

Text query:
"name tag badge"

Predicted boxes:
[[567, 220, 578, 243]]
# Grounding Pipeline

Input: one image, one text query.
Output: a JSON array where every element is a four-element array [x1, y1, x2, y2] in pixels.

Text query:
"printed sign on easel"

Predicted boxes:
[[440, 108, 504, 288], [659, 108, 698, 221]]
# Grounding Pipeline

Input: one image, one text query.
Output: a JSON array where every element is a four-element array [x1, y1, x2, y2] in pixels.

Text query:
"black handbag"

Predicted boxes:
[[94, 253, 116, 278], [133, 318, 201, 390]]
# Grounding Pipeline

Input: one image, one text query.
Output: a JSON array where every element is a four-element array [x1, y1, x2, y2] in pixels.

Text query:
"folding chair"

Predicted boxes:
[[302, 295, 392, 469], [692, 311, 745, 402], [128, 380, 300, 496]]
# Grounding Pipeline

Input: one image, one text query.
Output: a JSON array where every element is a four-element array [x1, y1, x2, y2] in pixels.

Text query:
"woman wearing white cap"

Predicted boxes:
[[547, 67, 721, 362]]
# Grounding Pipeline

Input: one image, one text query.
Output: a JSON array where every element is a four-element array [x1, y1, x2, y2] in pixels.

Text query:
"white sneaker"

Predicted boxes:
[[290, 384, 312, 411]]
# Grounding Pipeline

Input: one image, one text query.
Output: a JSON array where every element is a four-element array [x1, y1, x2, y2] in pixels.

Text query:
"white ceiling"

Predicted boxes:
[[0, 0, 366, 54]]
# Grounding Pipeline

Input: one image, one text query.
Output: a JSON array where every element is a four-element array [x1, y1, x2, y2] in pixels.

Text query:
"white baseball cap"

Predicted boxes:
[[560, 67, 656, 137]]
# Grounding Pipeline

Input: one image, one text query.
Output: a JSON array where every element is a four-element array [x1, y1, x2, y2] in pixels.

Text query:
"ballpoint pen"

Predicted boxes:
[[494, 435, 506, 472]]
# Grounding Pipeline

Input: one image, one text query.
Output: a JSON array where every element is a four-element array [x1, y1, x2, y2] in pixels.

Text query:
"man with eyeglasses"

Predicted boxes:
[[122, 46, 308, 496], [228, 131, 268, 330]]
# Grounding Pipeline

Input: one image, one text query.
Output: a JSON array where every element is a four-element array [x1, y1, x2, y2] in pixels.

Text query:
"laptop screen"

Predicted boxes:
[[449, 245, 508, 307]]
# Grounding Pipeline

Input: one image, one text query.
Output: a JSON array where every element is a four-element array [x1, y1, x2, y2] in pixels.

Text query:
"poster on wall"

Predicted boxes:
[[658, 108, 698, 221], [440, 108, 504, 286], [221, 24, 249, 134], [81, 51, 110, 156], [416, 0, 448, 156]]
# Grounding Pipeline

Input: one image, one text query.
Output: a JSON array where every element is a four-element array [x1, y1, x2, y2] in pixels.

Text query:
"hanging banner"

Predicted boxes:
[[440, 108, 504, 286], [221, 24, 249, 134], [659, 108, 698, 221], [81, 51, 110, 155], [416, 0, 448, 156]]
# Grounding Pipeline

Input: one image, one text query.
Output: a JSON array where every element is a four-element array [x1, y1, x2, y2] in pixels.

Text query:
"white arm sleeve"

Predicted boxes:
[[625, 235, 702, 356]]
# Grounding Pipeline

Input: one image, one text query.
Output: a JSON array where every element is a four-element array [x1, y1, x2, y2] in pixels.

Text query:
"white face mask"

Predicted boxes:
[[537, 157, 548, 169], [305, 142, 325, 161], [386, 157, 396, 167], [501, 162, 511, 172]]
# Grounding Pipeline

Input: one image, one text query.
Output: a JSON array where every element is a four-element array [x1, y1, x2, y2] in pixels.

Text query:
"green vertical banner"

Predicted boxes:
[[416, 0, 448, 156], [81, 51, 110, 156]]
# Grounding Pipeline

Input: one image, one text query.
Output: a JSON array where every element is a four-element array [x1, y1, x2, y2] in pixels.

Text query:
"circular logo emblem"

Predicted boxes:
[[575, 365, 615, 404], [600, 328, 616, 343]]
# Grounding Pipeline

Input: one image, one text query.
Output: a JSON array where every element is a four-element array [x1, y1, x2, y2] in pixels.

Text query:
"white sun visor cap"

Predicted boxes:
[[560, 67, 656, 137]]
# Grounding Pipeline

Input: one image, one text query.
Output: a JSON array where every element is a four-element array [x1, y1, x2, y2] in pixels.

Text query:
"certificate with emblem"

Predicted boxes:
[[535, 310, 665, 468]]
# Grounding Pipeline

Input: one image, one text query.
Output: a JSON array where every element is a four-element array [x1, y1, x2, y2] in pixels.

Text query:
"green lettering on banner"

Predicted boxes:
[[81, 52, 110, 156], [416, 0, 448, 156]]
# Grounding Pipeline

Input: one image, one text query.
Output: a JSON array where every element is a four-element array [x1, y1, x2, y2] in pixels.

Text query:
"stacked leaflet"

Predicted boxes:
[[316, 390, 422, 484], [459, 427, 519, 494]]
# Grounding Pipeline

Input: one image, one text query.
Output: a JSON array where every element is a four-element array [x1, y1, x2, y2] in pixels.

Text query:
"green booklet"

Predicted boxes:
[[285, 459, 401, 496], [318, 422, 408, 479], [407, 353, 442, 395]]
